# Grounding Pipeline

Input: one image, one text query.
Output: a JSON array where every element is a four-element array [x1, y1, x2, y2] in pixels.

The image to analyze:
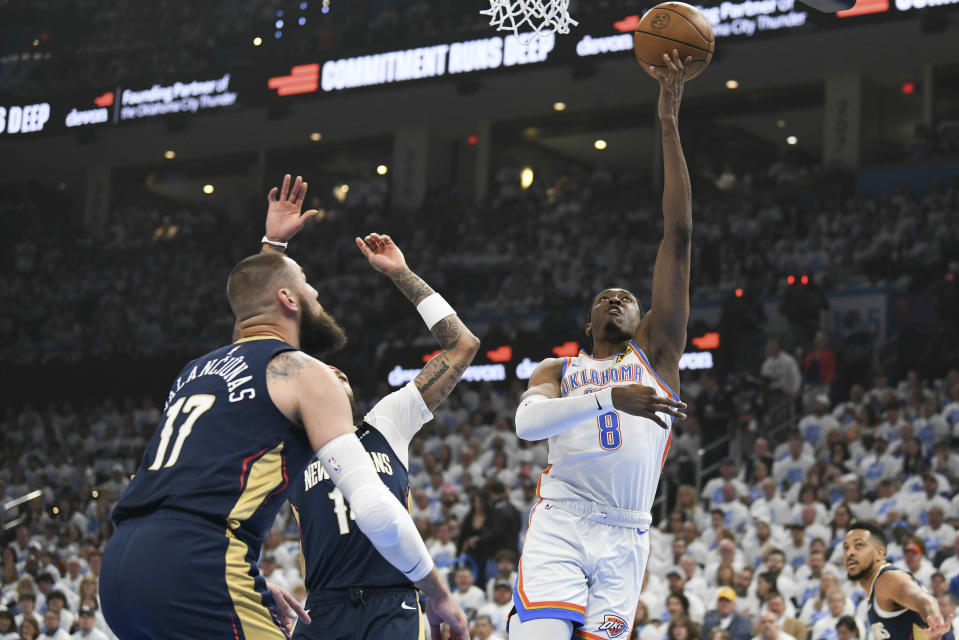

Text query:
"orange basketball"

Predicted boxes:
[[634, 2, 714, 80]]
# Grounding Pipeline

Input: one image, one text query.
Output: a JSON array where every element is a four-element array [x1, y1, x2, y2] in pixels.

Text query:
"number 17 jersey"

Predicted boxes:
[[539, 340, 676, 513], [112, 337, 314, 551]]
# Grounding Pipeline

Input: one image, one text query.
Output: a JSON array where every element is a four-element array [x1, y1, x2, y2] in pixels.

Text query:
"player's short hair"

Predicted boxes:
[[836, 615, 859, 635], [227, 252, 298, 319], [847, 522, 887, 549]]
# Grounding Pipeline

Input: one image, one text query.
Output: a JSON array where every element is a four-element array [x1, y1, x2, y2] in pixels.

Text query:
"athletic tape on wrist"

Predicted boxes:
[[261, 235, 289, 248], [416, 293, 456, 329]]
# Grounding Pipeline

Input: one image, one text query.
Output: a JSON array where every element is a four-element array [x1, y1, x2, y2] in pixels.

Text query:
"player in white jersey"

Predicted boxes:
[[508, 50, 693, 640]]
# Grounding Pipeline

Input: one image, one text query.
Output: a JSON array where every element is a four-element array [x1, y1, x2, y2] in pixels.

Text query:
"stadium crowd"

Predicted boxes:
[[1, 155, 959, 639]]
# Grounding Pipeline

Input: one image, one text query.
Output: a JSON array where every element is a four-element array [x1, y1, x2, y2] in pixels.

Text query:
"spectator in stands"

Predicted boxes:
[[760, 339, 802, 401], [701, 587, 752, 640], [14, 593, 37, 629], [19, 616, 41, 640], [938, 535, 959, 581], [808, 589, 858, 640], [470, 613, 505, 640], [903, 538, 936, 586], [458, 492, 493, 584], [773, 433, 816, 489], [666, 616, 701, 640], [917, 506, 957, 558], [0, 610, 15, 640], [41, 593, 71, 634], [749, 481, 792, 527], [937, 593, 959, 638], [765, 593, 805, 640], [834, 615, 860, 640], [476, 580, 512, 635], [798, 395, 838, 449], [743, 439, 774, 487], [452, 567, 486, 623], [38, 609, 69, 640], [667, 566, 706, 624], [69, 607, 109, 640], [802, 332, 836, 394], [751, 611, 792, 640], [702, 460, 749, 509], [485, 481, 520, 559]]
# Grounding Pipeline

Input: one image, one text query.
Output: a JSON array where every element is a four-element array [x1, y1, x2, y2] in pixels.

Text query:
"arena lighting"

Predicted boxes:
[[52, 506, 60, 515], [376, 164, 389, 175], [735, 288, 744, 297], [787, 275, 796, 285], [777, 119, 786, 128], [725, 79, 739, 89], [163, 150, 175, 159], [552, 341, 580, 357], [487, 346, 513, 362], [553, 101, 567, 111], [467, 133, 479, 145], [786, 135, 798, 145], [594, 139, 608, 150], [801, 274, 810, 285], [309, 132, 322, 141], [276, 19, 285, 28], [691, 332, 720, 350], [253, 36, 262, 46], [91, 490, 99, 499], [299, 17, 307, 26], [520, 167, 534, 189], [901, 80, 916, 95], [422, 350, 440, 363], [33, 39, 39, 47], [202, 184, 214, 194]]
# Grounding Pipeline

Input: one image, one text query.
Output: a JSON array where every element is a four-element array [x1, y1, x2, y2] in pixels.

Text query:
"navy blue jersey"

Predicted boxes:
[[113, 337, 314, 551], [867, 564, 955, 640], [287, 382, 431, 591]]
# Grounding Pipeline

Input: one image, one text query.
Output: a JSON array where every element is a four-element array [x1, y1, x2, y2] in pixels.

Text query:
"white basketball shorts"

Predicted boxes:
[[512, 499, 650, 640]]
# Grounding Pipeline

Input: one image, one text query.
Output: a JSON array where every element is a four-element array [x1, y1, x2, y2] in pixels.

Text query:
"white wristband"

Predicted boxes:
[[415, 293, 456, 329], [261, 235, 288, 249]]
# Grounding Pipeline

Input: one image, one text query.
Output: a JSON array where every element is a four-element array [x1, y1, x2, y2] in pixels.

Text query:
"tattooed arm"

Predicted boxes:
[[355, 233, 480, 412]]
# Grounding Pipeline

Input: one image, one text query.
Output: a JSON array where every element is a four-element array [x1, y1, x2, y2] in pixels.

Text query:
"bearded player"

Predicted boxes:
[[844, 522, 954, 640], [101, 175, 468, 640], [508, 51, 691, 640]]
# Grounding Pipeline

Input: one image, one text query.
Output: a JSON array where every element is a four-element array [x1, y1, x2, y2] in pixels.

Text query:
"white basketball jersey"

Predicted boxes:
[[537, 340, 676, 512]]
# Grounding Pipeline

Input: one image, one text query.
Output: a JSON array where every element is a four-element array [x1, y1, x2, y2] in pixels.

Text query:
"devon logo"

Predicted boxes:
[[599, 614, 628, 638]]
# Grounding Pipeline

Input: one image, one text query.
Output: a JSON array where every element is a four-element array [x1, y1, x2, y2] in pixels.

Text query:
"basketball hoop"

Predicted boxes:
[[480, 0, 578, 44]]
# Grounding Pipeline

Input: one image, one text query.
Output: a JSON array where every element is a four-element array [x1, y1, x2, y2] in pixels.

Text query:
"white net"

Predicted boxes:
[[480, 0, 579, 44]]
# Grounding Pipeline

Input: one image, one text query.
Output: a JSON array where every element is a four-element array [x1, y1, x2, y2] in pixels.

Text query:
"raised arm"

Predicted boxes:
[[640, 50, 693, 366], [268, 352, 469, 639], [355, 233, 480, 412], [880, 571, 953, 640], [514, 358, 686, 440], [261, 173, 318, 254]]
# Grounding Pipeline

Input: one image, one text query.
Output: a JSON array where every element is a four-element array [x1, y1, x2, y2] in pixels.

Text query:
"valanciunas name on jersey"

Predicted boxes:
[[164, 354, 256, 409]]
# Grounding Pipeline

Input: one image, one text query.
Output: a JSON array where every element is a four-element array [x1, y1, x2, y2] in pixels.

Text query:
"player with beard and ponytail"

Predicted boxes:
[[100, 175, 469, 640], [843, 522, 954, 640], [509, 52, 691, 640]]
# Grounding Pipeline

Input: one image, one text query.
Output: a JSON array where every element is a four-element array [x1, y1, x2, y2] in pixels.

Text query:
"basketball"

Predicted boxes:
[[634, 2, 715, 80]]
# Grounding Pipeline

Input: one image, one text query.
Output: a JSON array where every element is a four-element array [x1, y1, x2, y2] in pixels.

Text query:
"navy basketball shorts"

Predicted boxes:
[[292, 586, 423, 640], [101, 510, 289, 640]]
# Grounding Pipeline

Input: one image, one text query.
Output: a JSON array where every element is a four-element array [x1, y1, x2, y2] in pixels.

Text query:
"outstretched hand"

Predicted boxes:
[[266, 582, 311, 632], [649, 49, 690, 123], [925, 614, 954, 640], [355, 233, 408, 275], [610, 383, 687, 429], [265, 174, 318, 243]]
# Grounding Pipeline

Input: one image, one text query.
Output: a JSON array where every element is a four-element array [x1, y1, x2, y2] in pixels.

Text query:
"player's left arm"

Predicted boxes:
[[356, 233, 480, 413], [261, 173, 318, 254], [880, 570, 954, 639], [638, 50, 693, 370]]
